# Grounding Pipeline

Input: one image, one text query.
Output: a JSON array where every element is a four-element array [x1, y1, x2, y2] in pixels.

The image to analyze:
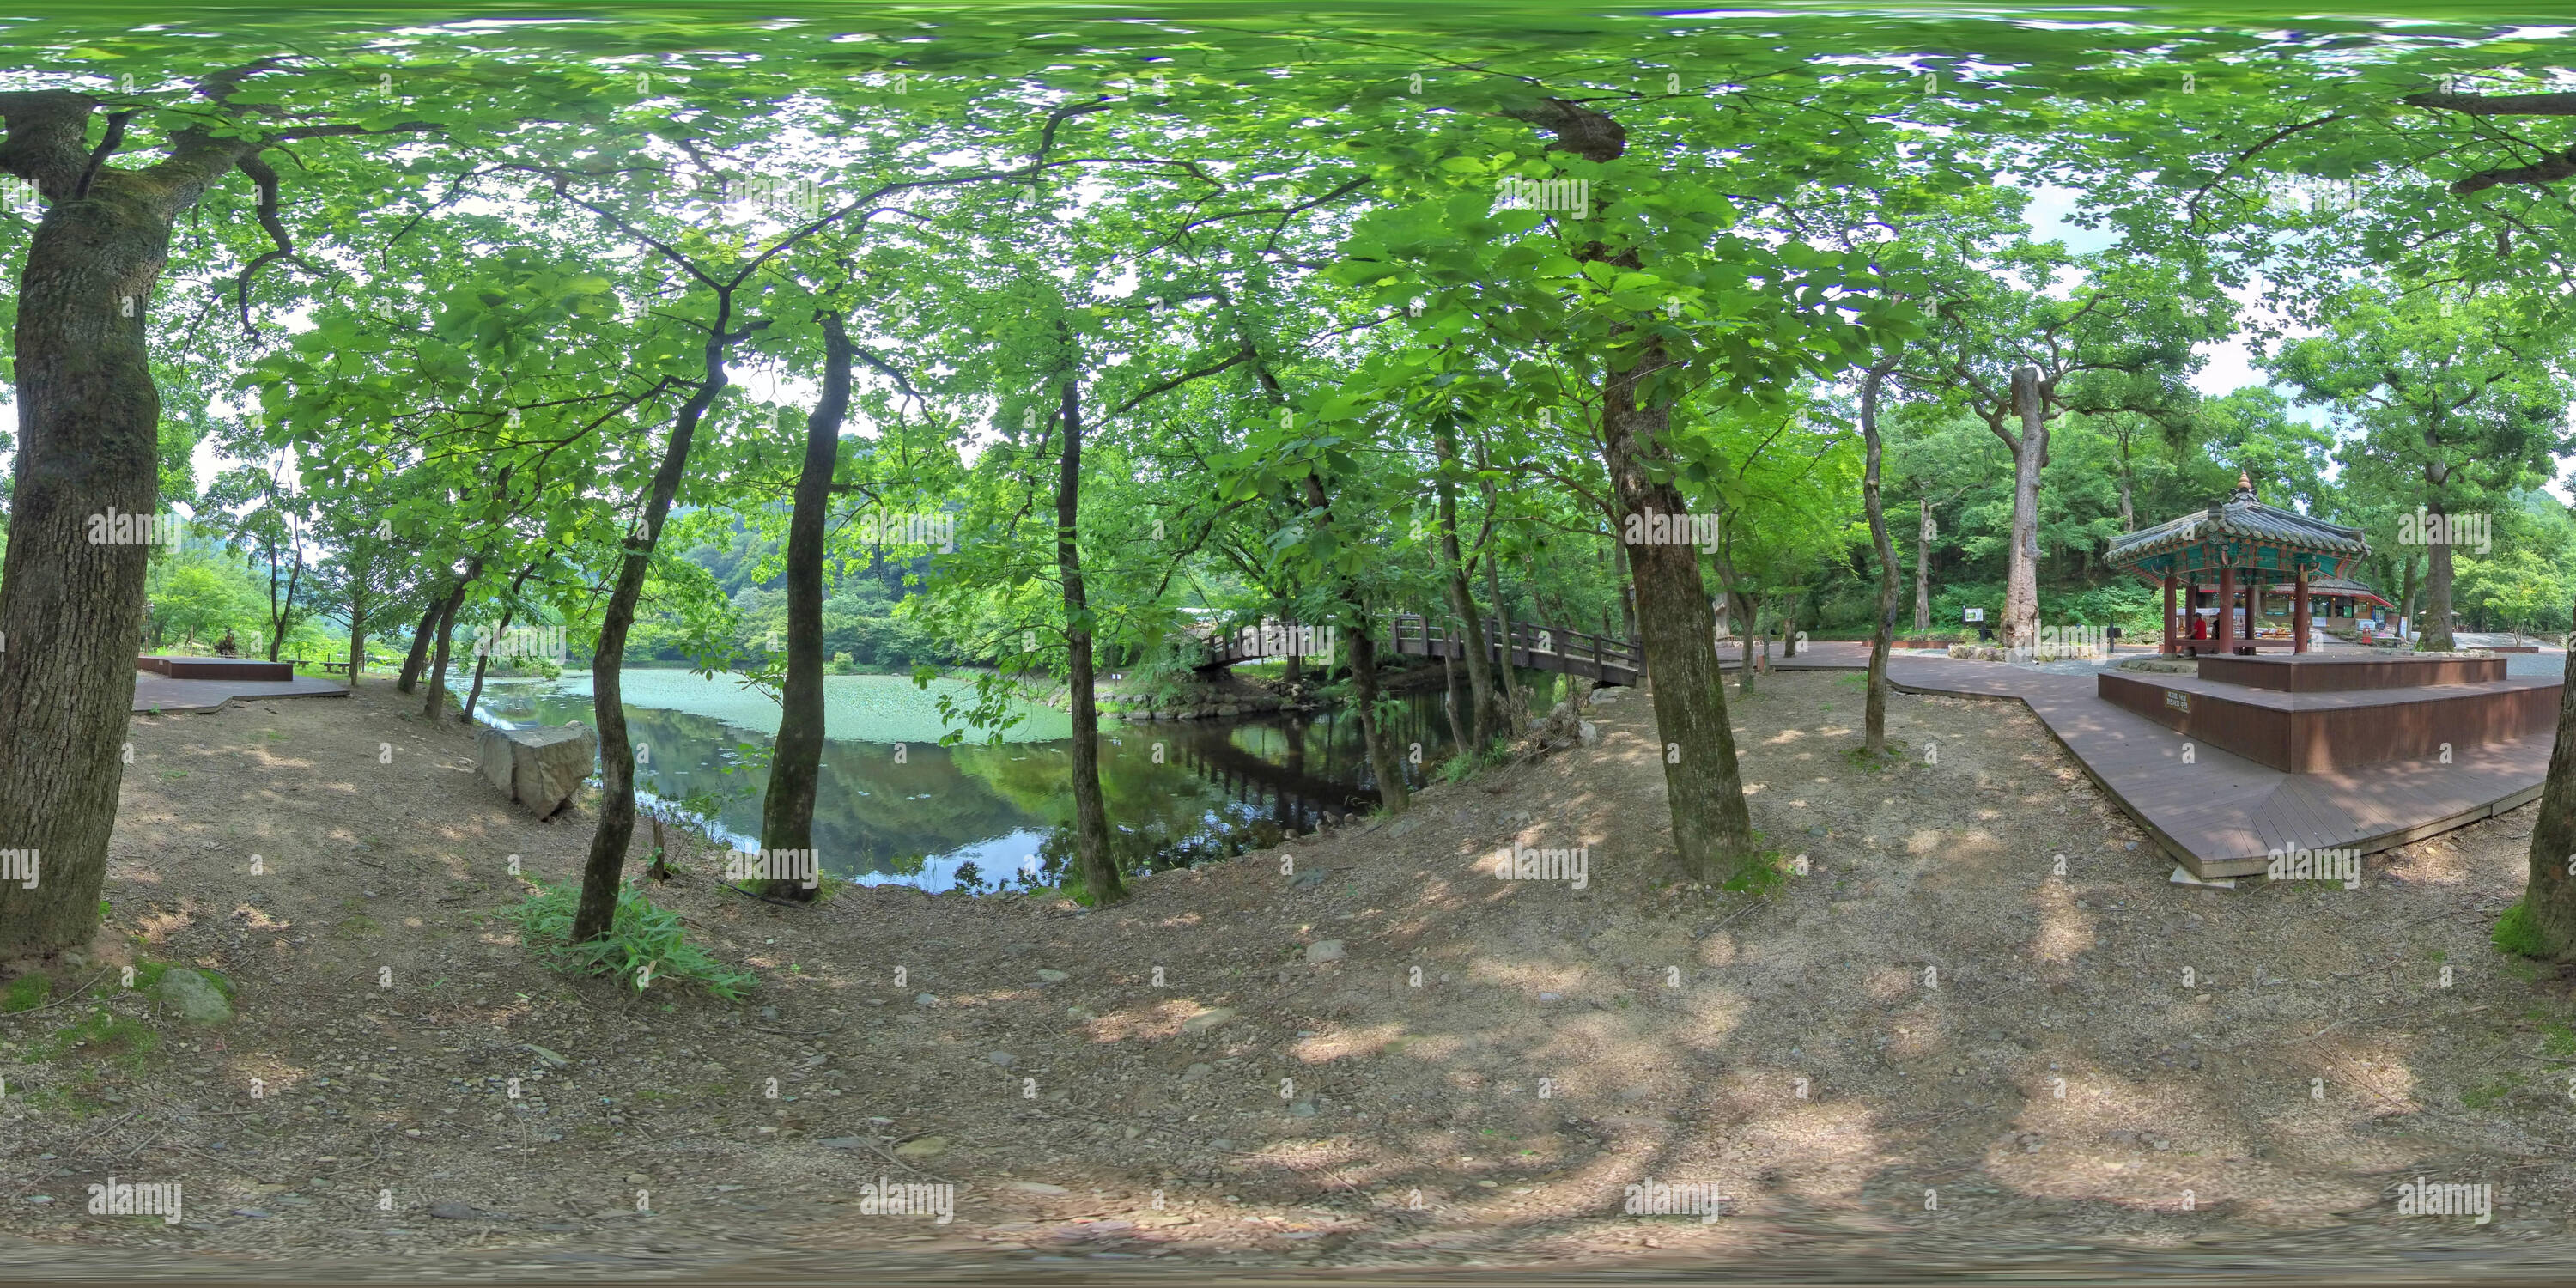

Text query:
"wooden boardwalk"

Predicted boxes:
[[1771, 642, 2554, 879]]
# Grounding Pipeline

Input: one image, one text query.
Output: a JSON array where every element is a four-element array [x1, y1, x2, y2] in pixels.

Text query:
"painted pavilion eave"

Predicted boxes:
[[2105, 496, 2370, 589]]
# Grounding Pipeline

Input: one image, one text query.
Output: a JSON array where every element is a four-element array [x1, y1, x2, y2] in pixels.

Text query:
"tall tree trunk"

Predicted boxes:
[[1614, 538, 1640, 644], [1431, 422, 1499, 746], [1480, 515, 1525, 737], [757, 313, 852, 902], [461, 563, 535, 728], [1914, 499, 1935, 635], [422, 560, 481, 721], [2423, 534, 2457, 652], [347, 571, 368, 690], [398, 597, 442, 693], [1346, 617, 1408, 814], [0, 137, 173, 957], [572, 292, 736, 945], [1597, 378, 1759, 879], [2518, 643, 2576, 958], [1301, 472, 1406, 814], [2421, 462, 2457, 650], [1860, 360, 1899, 757], [1514, 92, 1759, 879], [1425, 526, 1477, 756], [265, 550, 303, 662], [2002, 365, 2047, 651], [1441, 649, 1471, 755], [1719, 537, 1768, 680], [1740, 599, 1763, 694], [1056, 371, 1126, 903], [2396, 551, 2420, 638]]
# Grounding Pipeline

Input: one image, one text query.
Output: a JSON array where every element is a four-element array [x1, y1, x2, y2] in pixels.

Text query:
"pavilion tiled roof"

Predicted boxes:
[[2105, 499, 2369, 568]]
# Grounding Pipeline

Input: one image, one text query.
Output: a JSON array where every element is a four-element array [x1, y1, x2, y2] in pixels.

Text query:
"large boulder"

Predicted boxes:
[[478, 723, 598, 818]]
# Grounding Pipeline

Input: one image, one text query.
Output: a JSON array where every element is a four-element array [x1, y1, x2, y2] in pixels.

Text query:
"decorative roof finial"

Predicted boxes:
[[2233, 471, 2256, 502]]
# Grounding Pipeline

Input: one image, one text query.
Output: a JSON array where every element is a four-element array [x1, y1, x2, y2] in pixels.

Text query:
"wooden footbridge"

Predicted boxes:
[[1384, 612, 1644, 685], [1189, 612, 1648, 685]]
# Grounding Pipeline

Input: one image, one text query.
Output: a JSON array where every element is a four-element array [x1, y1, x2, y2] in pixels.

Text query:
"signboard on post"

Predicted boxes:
[[1963, 608, 1984, 623]]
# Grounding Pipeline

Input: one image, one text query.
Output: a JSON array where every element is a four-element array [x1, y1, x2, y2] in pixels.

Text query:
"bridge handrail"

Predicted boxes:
[[1387, 611, 1642, 670]]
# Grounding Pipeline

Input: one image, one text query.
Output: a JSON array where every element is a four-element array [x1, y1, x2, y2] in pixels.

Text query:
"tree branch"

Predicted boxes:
[[2404, 91, 2576, 117], [232, 151, 321, 339], [2446, 146, 2576, 196], [1110, 346, 1255, 416], [73, 109, 134, 200]]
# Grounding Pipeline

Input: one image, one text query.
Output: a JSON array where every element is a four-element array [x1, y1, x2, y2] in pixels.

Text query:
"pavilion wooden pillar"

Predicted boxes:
[[2293, 567, 2311, 653], [2247, 577, 2263, 643], [2161, 575, 2178, 656], [2215, 567, 2236, 654]]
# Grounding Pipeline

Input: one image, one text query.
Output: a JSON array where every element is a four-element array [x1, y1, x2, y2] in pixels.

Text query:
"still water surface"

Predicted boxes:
[[466, 669, 1500, 892]]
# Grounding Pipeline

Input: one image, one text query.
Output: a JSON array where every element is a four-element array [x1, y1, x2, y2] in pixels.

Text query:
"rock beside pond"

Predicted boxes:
[[477, 723, 597, 818], [149, 968, 232, 1024]]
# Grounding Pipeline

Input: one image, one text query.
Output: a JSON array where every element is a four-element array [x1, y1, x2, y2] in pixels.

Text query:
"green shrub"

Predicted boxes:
[[508, 880, 755, 999]]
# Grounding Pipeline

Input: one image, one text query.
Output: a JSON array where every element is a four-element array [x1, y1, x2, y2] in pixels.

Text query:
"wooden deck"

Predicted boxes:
[[1771, 642, 2555, 879], [132, 671, 350, 715]]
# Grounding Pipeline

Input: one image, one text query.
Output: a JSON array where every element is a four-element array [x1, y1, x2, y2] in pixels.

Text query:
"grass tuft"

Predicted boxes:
[[508, 879, 755, 1000], [2, 973, 51, 1013]]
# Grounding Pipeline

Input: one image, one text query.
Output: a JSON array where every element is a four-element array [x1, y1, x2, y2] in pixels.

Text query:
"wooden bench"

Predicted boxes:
[[287, 659, 352, 674]]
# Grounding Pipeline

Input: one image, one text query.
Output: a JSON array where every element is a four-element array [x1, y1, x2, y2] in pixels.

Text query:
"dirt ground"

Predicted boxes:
[[4, 670, 2576, 1279]]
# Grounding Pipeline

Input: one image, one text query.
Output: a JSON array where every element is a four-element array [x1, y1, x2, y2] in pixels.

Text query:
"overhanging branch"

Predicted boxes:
[[233, 151, 322, 339]]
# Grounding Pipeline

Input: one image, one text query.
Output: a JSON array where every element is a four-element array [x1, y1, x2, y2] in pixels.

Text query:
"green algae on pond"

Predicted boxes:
[[542, 670, 1072, 744]]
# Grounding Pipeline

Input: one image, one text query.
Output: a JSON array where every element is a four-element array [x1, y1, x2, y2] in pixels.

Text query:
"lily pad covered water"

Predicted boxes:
[[466, 669, 1471, 893]]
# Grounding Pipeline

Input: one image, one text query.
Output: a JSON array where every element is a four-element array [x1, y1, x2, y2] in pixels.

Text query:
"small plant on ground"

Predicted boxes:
[[2461, 1072, 2522, 1109], [1437, 735, 1516, 783], [1722, 850, 1793, 897], [509, 879, 754, 1000], [3, 973, 51, 1013], [39, 1007, 161, 1068], [2493, 900, 2555, 960]]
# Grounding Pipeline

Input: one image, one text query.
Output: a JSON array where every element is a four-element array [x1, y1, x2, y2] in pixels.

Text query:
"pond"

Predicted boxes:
[[463, 667, 1528, 893]]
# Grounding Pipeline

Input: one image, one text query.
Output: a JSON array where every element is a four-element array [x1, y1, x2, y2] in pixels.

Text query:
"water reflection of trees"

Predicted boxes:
[[486, 677, 1473, 891]]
